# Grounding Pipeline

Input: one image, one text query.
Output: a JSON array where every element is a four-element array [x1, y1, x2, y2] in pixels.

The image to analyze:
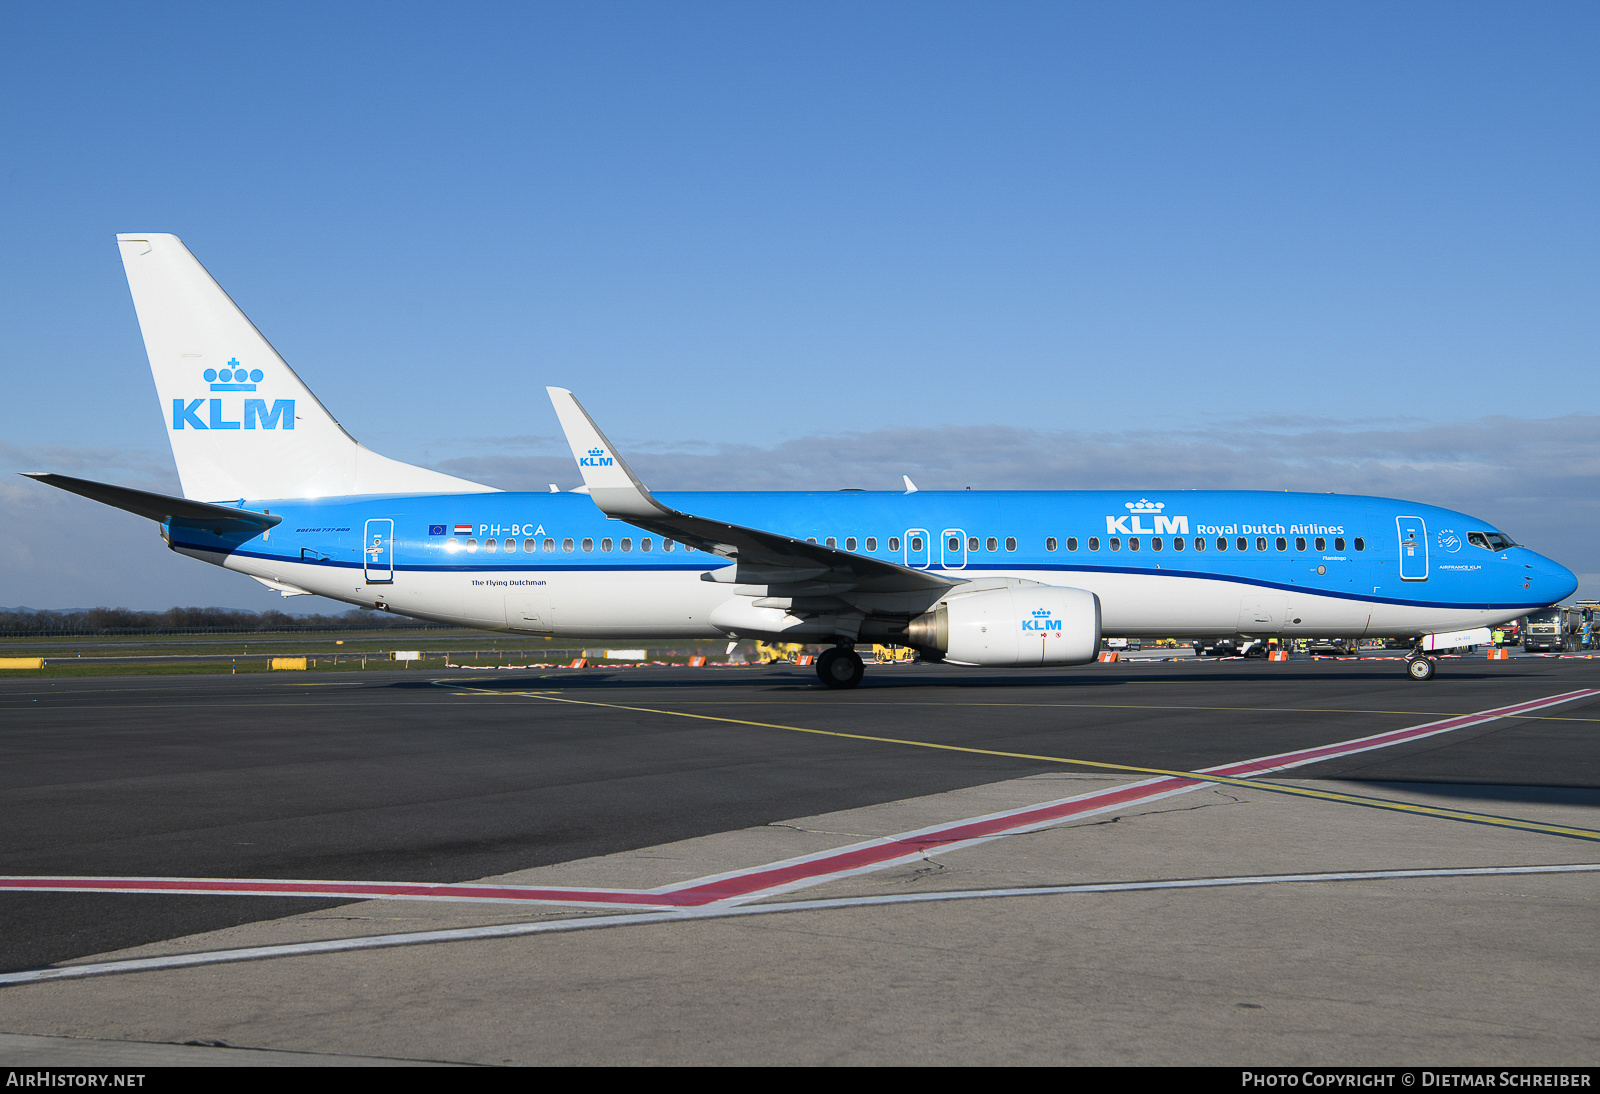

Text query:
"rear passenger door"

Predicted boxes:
[[363, 519, 394, 583]]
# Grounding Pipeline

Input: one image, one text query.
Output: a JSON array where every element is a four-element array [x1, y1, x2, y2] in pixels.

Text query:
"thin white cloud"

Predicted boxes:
[[3, 414, 1594, 609]]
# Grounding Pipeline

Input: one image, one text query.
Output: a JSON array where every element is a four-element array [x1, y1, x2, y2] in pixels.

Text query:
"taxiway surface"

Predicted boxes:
[[2, 657, 1597, 1064]]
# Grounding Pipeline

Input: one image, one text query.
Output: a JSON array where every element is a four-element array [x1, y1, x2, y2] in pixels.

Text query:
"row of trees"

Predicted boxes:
[[0, 606, 443, 635]]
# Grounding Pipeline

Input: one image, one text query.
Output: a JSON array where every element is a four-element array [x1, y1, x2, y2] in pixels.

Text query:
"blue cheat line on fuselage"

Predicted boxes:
[[171, 488, 1574, 614]]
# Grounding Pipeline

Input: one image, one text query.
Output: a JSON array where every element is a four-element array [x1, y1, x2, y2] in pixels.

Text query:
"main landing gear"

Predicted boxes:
[[816, 645, 865, 690]]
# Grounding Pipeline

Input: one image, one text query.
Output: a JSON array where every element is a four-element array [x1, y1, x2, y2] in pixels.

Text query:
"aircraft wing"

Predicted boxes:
[[546, 388, 957, 595], [22, 473, 282, 535]]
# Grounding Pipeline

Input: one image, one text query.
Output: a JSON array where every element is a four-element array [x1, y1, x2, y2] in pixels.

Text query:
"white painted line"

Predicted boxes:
[[6, 863, 1596, 988]]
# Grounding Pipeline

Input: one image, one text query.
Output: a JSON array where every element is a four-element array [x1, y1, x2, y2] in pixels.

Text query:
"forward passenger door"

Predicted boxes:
[[1396, 516, 1429, 581]]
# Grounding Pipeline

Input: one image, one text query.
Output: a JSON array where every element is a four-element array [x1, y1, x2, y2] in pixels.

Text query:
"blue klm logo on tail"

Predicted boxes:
[[579, 446, 614, 467], [173, 360, 294, 430]]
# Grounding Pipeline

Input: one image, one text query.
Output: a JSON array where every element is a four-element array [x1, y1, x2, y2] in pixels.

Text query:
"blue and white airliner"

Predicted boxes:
[[25, 235, 1578, 686]]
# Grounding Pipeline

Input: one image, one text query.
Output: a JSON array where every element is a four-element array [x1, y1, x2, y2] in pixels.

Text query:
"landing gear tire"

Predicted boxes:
[[1406, 656, 1436, 681], [816, 647, 865, 690]]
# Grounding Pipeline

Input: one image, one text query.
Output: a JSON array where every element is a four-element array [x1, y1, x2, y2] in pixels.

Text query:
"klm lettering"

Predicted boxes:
[[173, 398, 295, 430], [1105, 514, 1189, 535]]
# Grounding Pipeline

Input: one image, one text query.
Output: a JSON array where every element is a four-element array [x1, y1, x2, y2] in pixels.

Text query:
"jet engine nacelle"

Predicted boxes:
[[905, 585, 1101, 667]]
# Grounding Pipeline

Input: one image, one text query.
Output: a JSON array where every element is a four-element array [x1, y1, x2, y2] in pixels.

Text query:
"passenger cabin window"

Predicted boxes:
[[663, 539, 675, 552], [601, 538, 612, 552], [968, 537, 980, 551], [504, 538, 516, 553], [947, 536, 959, 551], [1334, 537, 1344, 551], [1216, 538, 1226, 551], [525, 538, 536, 552], [846, 537, 856, 551], [1109, 537, 1121, 551], [562, 538, 574, 553], [641, 538, 653, 552], [889, 537, 900, 551], [1275, 537, 1286, 551], [1295, 537, 1306, 552], [1088, 537, 1100, 551], [1353, 538, 1365, 551], [1066, 537, 1078, 551], [826, 537, 837, 548], [986, 537, 997, 552], [1172, 537, 1183, 551], [466, 538, 479, 553], [866, 537, 877, 551], [1238, 537, 1249, 551], [485, 538, 497, 552], [1254, 536, 1265, 551], [1045, 537, 1057, 551], [1315, 537, 1325, 552], [1129, 538, 1140, 551], [543, 538, 555, 553], [1194, 537, 1204, 551], [1005, 537, 1017, 551], [910, 536, 924, 551], [446, 537, 460, 553], [1152, 537, 1163, 551], [581, 538, 593, 552], [620, 538, 632, 552]]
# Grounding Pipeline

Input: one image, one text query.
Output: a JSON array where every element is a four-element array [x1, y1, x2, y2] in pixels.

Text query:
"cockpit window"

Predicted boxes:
[[1469, 531, 1516, 551]]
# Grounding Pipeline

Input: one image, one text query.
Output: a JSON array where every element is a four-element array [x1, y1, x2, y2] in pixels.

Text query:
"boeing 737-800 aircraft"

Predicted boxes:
[[25, 235, 1578, 686]]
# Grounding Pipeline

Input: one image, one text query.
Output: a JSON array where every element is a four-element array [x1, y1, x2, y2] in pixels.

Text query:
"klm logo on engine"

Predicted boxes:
[[579, 446, 613, 467], [172, 360, 294, 430], [1022, 608, 1062, 632], [1106, 499, 1187, 536]]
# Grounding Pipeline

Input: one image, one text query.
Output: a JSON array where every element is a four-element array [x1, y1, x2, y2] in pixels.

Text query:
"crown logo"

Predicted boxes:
[[1125, 499, 1165, 512], [587, 447, 605, 457], [1032, 608, 1052, 617], [205, 358, 261, 391]]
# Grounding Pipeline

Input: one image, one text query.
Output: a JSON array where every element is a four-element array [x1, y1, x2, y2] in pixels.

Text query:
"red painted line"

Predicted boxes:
[[4, 689, 1594, 909]]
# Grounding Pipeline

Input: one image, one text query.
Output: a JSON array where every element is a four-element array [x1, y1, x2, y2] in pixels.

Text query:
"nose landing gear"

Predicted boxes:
[[816, 645, 865, 689], [1405, 653, 1436, 681]]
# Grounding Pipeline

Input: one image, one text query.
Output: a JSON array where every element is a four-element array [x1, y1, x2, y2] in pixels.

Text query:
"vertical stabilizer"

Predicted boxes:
[[116, 234, 497, 501]]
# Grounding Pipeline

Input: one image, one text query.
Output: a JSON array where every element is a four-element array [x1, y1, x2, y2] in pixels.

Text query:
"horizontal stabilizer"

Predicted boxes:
[[22, 473, 281, 534]]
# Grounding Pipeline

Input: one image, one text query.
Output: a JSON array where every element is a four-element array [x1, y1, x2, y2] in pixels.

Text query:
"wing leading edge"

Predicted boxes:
[[545, 388, 958, 597]]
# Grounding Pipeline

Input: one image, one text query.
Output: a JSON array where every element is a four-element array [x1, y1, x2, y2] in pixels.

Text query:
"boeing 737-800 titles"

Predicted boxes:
[[25, 235, 1578, 686]]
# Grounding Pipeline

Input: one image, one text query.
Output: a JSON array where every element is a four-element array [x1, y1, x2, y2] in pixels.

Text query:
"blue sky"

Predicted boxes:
[[1, 2, 1596, 610]]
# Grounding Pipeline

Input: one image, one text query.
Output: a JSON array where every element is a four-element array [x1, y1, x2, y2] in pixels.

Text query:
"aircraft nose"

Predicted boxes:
[[1537, 555, 1578, 603]]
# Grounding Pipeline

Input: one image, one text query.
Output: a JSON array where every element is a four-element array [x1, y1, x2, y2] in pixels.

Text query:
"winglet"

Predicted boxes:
[[545, 388, 673, 520], [903, 475, 918, 494]]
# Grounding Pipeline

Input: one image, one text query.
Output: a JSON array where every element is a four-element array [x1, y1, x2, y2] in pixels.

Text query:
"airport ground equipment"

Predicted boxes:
[[1525, 607, 1585, 653]]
